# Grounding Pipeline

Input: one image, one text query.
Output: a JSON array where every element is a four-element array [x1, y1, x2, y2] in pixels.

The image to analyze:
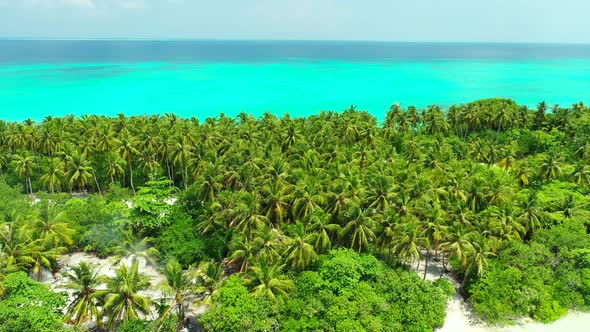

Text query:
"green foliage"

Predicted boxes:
[[469, 221, 590, 324], [318, 248, 384, 295], [0, 180, 30, 222], [202, 250, 449, 331], [3, 99, 590, 328], [200, 275, 279, 332], [104, 183, 134, 203], [281, 250, 450, 332], [117, 319, 151, 332], [0, 272, 67, 332], [155, 212, 227, 266], [64, 196, 128, 257], [470, 263, 528, 322], [130, 179, 178, 234], [433, 278, 456, 295]]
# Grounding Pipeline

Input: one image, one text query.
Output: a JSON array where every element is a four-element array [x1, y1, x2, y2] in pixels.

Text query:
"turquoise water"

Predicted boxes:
[[1, 41, 590, 121]]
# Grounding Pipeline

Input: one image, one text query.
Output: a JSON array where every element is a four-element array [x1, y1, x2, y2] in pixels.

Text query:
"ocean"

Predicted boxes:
[[1, 40, 590, 122]]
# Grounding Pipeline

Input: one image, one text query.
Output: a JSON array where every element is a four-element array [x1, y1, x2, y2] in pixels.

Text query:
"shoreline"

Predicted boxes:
[[411, 257, 590, 332], [42, 251, 590, 332]]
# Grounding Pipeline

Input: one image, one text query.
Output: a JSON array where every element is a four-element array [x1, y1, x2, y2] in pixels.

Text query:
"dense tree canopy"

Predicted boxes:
[[1, 98, 590, 330]]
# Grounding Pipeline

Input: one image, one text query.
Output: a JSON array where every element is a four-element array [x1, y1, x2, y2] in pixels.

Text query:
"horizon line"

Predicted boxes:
[[1, 37, 590, 46]]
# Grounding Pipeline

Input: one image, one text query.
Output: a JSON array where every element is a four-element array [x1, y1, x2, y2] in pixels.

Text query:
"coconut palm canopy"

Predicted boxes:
[[2, 99, 590, 330]]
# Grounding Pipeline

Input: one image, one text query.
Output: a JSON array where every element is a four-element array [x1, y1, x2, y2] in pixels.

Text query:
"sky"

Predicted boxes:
[[1, 0, 590, 43]]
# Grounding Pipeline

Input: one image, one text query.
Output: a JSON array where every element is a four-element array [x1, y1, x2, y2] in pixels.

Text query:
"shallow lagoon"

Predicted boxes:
[[1, 41, 590, 121]]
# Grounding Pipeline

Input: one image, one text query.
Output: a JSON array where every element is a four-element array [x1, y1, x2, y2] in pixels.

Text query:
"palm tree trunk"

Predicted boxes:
[[170, 163, 175, 183], [93, 173, 102, 196], [128, 162, 135, 194], [423, 249, 429, 280], [388, 245, 393, 264], [461, 266, 473, 291], [166, 159, 172, 181], [440, 255, 446, 279], [27, 175, 32, 195], [177, 302, 183, 322]]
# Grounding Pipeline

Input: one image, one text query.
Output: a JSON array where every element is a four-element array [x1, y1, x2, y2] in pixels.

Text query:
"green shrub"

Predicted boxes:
[[0, 272, 66, 332]]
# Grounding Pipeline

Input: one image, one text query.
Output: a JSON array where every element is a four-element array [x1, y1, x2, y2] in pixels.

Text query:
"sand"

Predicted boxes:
[[412, 256, 590, 332], [43, 252, 205, 322]]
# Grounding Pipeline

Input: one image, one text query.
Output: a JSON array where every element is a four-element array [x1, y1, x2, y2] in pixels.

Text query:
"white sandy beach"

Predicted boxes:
[[412, 257, 590, 332]]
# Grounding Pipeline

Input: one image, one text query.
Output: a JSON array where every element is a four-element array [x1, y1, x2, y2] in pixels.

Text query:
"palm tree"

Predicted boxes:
[[376, 212, 399, 263], [571, 163, 590, 189], [196, 260, 224, 304], [171, 135, 194, 189], [138, 149, 161, 178], [366, 173, 395, 210], [113, 230, 160, 266], [12, 154, 35, 194], [95, 124, 120, 155], [292, 179, 325, 221], [538, 153, 562, 180], [262, 181, 292, 226], [484, 177, 514, 207], [229, 192, 271, 238], [40, 158, 65, 193], [100, 259, 153, 329], [0, 222, 37, 274], [393, 219, 423, 269], [517, 191, 543, 239], [32, 201, 75, 247], [30, 240, 64, 281], [246, 260, 294, 300], [534, 101, 547, 129], [440, 223, 475, 270], [228, 234, 260, 273], [556, 194, 580, 219], [118, 134, 140, 194], [339, 206, 378, 253], [284, 222, 318, 271], [64, 262, 102, 326], [308, 209, 340, 253], [461, 234, 495, 289], [488, 204, 525, 242], [103, 151, 124, 185], [38, 126, 61, 157], [192, 163, 222, 203], [159, 259, 201, 324], [66, 150, 98, 193], [493, 106, 514, 132], [422, 207, 446, 279], [253, 226, 285, 265], [498, 154, 516, 173]]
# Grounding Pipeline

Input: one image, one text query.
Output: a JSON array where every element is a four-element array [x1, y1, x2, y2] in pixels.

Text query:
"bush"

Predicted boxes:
[[200, 276, 279, 332], [64, 196, 127, 256], [281, 249, 449, 332], [155, 212, 227, 266], [469, 221, 590, 324], [117, 319, 151, 332], [0, 272, 66, 332]]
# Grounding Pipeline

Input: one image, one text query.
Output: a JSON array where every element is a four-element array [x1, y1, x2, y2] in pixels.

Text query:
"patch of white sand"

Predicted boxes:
[[412, 256, 590, 332], [45, 252, 208, 321]]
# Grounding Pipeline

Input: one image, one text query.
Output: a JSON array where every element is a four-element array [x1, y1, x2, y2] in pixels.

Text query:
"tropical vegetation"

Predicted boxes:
[[1, 98, 590, 330]]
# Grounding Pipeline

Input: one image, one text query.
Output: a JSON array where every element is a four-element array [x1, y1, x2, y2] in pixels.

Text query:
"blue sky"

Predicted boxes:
[[1, 0, 589, 42]]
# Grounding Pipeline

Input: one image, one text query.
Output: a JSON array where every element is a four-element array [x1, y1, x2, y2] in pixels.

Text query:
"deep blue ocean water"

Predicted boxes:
[[1, 40, 589, 121]]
